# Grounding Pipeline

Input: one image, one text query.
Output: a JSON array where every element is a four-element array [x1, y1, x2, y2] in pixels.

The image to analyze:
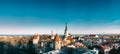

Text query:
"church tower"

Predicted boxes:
[[51, 30, 55, 40], [63, 23, 69, 40], [33, 33, 39, 44], [54, 33, 61, 50]]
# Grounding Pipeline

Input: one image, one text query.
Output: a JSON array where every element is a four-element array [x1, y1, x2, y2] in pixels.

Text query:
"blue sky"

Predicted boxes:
[[0, 0, 120, 34]]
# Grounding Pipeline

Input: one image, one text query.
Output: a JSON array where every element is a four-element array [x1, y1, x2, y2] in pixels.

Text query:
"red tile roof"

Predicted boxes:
[[33, 35, 39, 39], [54, 33, 61, 41]]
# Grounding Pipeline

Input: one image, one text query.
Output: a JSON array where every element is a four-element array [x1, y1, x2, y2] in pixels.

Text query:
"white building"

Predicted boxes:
[[104, 48, 111, 54], [51, 31, 55, 40], [43, 50, 64, 54], [83, 48, 99, 54], [33, 34, 40, 44]]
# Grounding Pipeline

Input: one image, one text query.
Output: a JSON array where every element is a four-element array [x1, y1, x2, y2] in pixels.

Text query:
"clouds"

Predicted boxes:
[[113, 20, 120, 24]]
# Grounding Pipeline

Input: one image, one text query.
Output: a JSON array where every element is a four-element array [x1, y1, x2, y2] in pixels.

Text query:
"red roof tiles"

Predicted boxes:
[[54, 33, 61, 41], [33, 35, 39, 39]]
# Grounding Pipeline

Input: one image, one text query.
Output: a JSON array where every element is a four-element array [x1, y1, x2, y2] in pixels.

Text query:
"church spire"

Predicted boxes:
[[64, 23, 69, 38], [51, 30, 53, 36], [65, 23, 68, 31], [51, 30, 55, 40]]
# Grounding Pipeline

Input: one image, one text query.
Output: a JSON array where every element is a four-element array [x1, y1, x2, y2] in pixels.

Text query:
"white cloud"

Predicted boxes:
[[113, 20, 120, 24]]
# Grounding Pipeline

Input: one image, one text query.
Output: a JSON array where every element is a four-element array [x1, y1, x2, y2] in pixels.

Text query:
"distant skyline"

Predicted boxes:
[[0, 0, 120, 34]]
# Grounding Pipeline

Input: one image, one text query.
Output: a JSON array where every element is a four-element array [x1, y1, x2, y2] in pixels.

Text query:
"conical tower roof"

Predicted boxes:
[[65, 23, 68, 32], [54, 33, 61, 41], [64, 23, 69, 39]]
